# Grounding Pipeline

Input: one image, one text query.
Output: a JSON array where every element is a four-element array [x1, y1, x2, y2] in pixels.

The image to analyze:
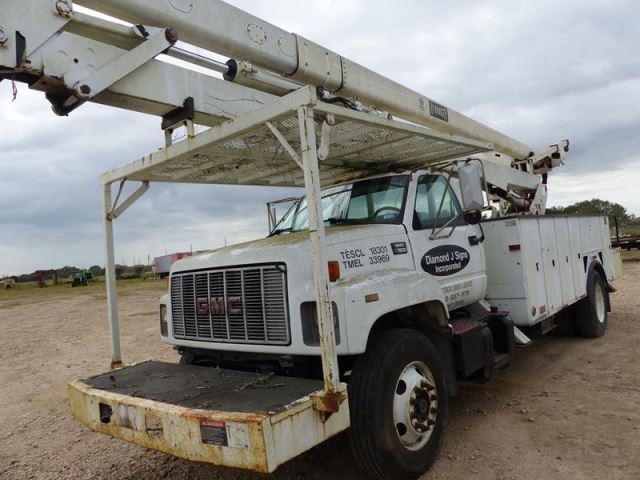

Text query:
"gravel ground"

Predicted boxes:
[[1, 263, 639, 480]]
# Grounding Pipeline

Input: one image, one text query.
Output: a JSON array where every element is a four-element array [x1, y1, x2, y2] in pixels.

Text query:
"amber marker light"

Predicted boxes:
[[328, 261, 341, 281]]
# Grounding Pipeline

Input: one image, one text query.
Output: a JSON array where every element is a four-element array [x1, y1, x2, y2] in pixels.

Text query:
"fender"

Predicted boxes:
[[332, 269, 449, 354], [586, 259, 612, 311]]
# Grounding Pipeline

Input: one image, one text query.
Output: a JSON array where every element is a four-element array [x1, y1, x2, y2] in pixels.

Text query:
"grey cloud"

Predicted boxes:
[[1, 0, 639, 274]]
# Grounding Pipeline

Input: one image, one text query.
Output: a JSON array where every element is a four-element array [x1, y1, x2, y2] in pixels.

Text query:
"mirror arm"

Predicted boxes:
[[468, 222, 485, 246], [429, 213, 463, 240]]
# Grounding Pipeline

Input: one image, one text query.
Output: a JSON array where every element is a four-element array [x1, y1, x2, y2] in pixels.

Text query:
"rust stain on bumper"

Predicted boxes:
[[68, 379, 350, 473]]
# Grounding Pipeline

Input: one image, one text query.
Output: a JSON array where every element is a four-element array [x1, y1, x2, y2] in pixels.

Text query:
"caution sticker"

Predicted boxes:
[[200, 420, 228, 446], [199, 419, 250, 450]]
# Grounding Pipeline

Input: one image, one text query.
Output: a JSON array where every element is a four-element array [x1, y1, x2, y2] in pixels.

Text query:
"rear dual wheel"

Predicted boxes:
[[348, 329, 447, 480], [575, 269, 608, 338]]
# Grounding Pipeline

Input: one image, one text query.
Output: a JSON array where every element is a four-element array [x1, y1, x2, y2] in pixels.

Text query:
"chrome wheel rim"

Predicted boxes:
[[393, 360, 437, 451], [595, 281, 606, 323]]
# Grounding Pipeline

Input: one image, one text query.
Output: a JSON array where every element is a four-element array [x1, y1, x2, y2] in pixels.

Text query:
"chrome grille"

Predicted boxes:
[[170, 264, 289, 345]]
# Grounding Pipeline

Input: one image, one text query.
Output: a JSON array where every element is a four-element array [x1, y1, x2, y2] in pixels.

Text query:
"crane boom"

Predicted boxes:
[[0, 0, 275, 124], [0, 0, 568, 213], [74, 0, 532, 160]]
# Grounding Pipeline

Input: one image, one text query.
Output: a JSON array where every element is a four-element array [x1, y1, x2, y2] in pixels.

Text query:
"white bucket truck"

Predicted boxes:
[[1, 1, 622, 478]]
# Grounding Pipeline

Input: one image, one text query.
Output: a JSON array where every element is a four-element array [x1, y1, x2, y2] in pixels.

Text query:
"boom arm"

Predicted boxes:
[[1, 0, 567, 213], [0, 0, 275, 124], [73, 0, 532, 160]]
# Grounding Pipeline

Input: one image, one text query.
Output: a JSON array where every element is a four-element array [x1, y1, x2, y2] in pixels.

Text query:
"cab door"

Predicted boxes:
[[406, 174, 486, 310]]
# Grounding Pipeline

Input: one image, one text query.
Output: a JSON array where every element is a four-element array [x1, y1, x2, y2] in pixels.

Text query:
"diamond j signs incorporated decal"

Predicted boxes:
[[421, 245, 470, 276]]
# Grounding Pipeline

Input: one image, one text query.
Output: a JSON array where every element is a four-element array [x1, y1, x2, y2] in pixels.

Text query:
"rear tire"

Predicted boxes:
[[348, 329, 448, 480], [575, 269, 608, 338]]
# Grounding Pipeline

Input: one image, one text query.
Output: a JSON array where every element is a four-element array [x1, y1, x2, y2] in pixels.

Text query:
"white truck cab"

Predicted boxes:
[[161, 171, 487, 359], [3, 2, 622, 478], [157, 166, 620, 477]]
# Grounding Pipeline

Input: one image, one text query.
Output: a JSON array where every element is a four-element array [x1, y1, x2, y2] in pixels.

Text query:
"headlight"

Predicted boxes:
[[159, 304, 168, 337]]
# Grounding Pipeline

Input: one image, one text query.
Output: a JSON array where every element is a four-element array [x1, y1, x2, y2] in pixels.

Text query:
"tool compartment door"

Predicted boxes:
[[568, 218, 587, 297], [553, 217, 577, 307], [519, 219, 548, 324], [538, 218, 562, 315]]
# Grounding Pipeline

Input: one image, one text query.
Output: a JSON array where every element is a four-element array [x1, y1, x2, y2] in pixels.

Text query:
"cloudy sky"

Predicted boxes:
[[1, 0, 639, 276]]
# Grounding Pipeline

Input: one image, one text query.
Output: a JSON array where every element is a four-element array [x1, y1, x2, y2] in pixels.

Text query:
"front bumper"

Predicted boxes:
[[68, 362, 349, 473]]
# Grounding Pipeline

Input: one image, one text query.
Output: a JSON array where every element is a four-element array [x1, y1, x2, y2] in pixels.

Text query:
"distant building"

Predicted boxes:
[[153, 252, 193, 277]]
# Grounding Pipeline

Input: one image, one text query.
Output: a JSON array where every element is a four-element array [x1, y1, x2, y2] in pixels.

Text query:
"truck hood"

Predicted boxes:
[[171, 224, 406, 273]]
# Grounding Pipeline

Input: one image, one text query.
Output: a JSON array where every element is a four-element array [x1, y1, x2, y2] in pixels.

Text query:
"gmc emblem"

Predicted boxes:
[[196, 297, 242, 315]]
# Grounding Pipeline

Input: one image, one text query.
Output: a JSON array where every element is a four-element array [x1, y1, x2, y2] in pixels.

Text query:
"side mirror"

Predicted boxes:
[[458, 161, 484, 212], [464, 211, 481, 225]]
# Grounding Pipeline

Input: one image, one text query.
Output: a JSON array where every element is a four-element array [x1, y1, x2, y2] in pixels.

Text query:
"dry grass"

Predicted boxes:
[[0, 277, 165, 307], [621, 249, 640, 262]]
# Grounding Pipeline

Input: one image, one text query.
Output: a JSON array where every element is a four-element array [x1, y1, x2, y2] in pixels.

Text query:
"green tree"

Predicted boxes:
[[547, 199, 633, 223], [88, 265, 104, 277]]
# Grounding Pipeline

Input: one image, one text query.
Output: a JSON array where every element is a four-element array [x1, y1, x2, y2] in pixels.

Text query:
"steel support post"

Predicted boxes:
[[297, 106, 341, 396], [102, 182, 122, 368]]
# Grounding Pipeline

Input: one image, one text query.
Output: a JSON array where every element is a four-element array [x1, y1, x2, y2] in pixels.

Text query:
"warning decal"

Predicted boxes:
[[199, 419, 250, 450], [200, 419, 228, 446]]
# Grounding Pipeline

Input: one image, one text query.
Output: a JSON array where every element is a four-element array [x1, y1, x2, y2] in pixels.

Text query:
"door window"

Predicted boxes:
[[413, 175, 462, 230]]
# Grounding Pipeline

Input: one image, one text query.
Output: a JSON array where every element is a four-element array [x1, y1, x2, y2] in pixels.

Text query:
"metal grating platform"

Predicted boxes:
[[84, 361, 324, 413], [101, 87, 490, 188]]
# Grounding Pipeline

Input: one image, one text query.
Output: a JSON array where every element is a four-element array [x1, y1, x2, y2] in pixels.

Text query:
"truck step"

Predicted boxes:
[[451, 311, 515, 381], [513, 326, 532, 346]]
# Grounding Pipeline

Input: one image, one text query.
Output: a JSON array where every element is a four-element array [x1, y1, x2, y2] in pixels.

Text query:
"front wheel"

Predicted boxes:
[[348, 329, 448, 480]]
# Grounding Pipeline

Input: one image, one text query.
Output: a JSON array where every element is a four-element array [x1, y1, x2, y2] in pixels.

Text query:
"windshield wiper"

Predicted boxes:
[[270, 218, 362, 235], [326, 217, 363, 225], [269, 227, 293, 236]]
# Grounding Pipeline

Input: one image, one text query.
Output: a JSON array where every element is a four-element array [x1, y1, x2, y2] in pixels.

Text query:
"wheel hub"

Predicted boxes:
[[393, 361, 438, 450], [595, 282, 606, 323], [409, 379, 437, 432]]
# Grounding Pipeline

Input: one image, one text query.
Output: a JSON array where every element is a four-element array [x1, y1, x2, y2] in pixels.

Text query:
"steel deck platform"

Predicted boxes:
[[100, 87, 490, 189], [85, 361, 324, 412]]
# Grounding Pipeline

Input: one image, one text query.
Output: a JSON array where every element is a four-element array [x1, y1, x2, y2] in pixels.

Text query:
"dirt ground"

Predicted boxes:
[[1, 264, 639, 480]]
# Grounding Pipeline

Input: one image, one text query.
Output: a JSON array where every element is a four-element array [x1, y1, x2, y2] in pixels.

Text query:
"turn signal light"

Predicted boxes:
[[159, 304, 168, 337], [328, 261, 341, 282]]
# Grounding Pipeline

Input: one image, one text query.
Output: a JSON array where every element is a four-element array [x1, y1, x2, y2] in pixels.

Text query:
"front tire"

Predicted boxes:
[[575, 269, 608, 338], [348, 329, 448, 480]]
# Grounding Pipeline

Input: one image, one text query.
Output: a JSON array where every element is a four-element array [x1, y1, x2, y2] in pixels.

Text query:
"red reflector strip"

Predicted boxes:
[[540, 305, 547, 314], [509, 244, 521, 251]]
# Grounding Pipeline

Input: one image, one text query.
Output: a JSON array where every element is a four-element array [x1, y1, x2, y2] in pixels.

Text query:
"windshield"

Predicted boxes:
[[271, 175, 410, 235]]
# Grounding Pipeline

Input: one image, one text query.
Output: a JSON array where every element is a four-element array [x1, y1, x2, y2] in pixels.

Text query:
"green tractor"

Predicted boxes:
[[71, 271, 90, 287]]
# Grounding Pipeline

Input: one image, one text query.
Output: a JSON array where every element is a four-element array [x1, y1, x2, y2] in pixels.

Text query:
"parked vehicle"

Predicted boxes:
[[0, 277, 16, 291], [71, 271, 90, 287]]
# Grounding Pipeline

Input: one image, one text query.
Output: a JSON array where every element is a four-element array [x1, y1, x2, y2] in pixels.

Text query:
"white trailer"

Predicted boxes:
[[2, 1, 622, 479]]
